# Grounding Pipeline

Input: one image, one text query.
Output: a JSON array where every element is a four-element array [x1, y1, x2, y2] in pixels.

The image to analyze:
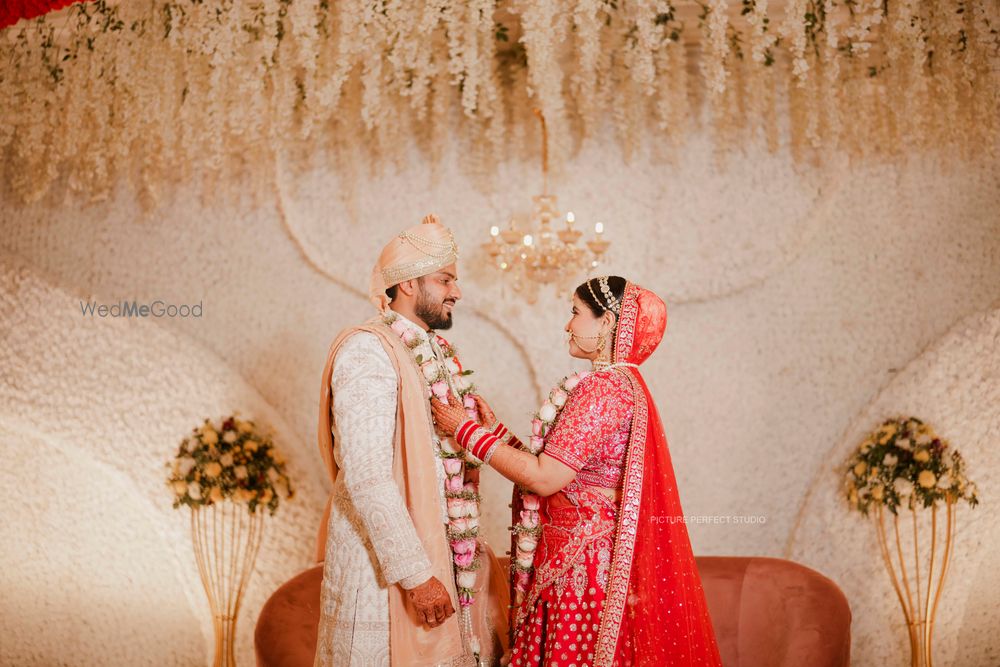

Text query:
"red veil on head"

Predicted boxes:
[[594, 282, 723, 666]]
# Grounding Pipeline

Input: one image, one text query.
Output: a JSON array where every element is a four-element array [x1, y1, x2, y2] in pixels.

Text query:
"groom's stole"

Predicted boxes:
[[317, 318, 465, 666]]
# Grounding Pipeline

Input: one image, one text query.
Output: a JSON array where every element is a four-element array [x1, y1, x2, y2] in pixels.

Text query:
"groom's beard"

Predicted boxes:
[[416, 288, 455, 330]]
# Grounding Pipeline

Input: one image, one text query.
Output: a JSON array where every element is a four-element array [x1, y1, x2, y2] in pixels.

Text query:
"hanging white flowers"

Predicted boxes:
[[1, 0, 997, 205]]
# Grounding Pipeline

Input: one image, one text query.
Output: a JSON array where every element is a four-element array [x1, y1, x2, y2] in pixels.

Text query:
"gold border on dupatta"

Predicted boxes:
[[592, 367, 649, 665], [612, 282, 641, 365]]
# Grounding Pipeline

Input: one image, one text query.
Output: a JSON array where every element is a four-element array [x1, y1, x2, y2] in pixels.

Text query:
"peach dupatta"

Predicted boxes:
[[316, 319, 463, 665]]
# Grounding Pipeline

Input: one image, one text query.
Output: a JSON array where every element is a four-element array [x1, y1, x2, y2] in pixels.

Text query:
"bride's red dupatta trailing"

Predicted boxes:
[[593, 283, 723, 666], [1, 0, 93, 29]]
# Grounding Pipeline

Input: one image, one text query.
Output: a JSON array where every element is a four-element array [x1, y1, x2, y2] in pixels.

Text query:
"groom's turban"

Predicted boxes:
[[369, 214, 459, 311]]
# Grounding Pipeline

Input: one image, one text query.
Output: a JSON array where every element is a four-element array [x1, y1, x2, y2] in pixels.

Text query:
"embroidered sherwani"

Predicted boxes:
[[315, 314, 504, 667]]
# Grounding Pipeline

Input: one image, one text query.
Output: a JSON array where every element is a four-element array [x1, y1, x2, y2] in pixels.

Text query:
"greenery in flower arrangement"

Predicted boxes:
[[843, 417, 979, 516], [166, 413, 293, 515]]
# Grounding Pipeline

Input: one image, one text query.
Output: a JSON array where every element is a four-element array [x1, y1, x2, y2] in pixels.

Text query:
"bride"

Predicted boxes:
[[431, 276, 722, 667]]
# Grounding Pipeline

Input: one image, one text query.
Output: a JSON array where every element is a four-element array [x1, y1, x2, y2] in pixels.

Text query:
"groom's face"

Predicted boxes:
[[415, 264, 461, 330]]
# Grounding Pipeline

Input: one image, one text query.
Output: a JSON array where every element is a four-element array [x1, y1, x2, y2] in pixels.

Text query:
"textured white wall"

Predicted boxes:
[[0, 258, 327, 666], [1, 132, 998, 665], [789, 305, 1000, 666]]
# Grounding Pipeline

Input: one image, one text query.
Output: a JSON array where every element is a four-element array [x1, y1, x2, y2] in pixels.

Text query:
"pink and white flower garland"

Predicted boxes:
[[383, 312, 484, 612], [511, 370, 591, 606]]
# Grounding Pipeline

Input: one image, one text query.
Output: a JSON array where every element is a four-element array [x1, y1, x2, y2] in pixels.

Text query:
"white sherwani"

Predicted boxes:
[[314, 316, 468, 667]]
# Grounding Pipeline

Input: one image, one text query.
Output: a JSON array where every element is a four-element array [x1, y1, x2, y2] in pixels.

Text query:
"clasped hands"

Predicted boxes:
[[430, 392, 496, 438]]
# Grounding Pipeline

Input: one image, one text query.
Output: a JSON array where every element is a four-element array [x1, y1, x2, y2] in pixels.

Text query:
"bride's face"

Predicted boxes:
[[565, 293, 610, 360]]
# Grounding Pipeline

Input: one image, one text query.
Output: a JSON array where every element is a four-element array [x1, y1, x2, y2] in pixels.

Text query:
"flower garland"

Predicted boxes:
[[843, 416, 979, 516], [509, 370, 591, 606], [166, 413, 294, 515], [382, 311, 485, 618]]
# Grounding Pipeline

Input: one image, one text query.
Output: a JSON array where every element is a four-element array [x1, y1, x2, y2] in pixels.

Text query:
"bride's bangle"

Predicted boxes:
[[456, 420, 508, 463]]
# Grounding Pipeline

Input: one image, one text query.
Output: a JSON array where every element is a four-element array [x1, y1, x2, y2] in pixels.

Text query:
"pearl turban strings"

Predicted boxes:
[[368, 214, 459, 311]]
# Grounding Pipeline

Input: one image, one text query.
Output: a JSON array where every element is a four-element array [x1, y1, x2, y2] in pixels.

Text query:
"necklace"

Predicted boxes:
[[593, 360, 639, 370]]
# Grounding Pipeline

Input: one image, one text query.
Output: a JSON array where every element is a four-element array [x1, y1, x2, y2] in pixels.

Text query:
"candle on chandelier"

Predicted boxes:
[[595, 222, 604, 235], [566, 211, 575, 225]]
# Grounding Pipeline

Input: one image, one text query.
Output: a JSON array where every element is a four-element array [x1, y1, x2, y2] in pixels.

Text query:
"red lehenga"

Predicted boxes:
[[506, 283, 723, 666]]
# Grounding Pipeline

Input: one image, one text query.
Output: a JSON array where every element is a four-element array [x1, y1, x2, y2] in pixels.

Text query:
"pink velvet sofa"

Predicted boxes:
[[254, 556, 851, 666]]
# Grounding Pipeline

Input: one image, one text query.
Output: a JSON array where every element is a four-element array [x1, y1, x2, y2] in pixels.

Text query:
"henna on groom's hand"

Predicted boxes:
[[405, 576, 455, 628]]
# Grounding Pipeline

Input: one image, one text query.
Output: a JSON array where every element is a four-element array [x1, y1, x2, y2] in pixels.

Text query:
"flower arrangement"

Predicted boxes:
[[166, 413, 294, 516], [843, 416, 979, 516], [511, 370, 591, 602], [1, 0, 996, 206], [383, 311, 484, 616]]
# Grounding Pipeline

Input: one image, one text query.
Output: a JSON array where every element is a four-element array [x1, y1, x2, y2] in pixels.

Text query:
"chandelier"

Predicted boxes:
[[482, 110, 610, 302]]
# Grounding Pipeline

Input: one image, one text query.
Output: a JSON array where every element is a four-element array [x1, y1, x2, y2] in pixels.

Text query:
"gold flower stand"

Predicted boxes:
[[191, 502, 265, 667], [873, 498, 956, 667]]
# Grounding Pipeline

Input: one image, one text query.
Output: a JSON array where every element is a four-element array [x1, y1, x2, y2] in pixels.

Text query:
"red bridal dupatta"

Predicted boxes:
[[593, 282, 723, 666], [0, 1, 90, 29]]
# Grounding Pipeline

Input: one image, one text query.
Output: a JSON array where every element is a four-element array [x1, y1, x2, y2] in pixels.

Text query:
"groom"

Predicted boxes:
[[314, 214, 508, 667]]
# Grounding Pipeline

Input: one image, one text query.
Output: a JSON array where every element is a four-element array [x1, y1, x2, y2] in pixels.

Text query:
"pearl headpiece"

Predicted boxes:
[[586, 276, 620, 315]]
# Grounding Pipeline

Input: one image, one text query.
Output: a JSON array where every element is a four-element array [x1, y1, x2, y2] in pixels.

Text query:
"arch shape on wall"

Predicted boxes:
[[0, 254, 329, 666], [273, 156, 545, 403], [784, 303, 1000, 666]]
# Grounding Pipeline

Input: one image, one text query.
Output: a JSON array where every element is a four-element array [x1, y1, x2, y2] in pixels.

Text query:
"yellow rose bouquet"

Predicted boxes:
[[843, 416, 979, 516], [166, 413, 293, 516]]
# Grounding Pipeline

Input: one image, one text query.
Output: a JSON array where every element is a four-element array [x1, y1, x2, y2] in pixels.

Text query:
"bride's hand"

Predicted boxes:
[[431, 393, 468, 437], [470, 394, 496, 428]]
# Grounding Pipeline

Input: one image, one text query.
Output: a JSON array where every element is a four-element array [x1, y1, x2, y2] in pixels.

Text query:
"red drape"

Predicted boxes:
[[1, 0, 94, 30], [596, 281, 723, 665], [608, 368, 723, 666]]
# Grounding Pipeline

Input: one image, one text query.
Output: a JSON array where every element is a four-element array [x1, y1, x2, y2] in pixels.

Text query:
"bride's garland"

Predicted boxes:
[[510, 370, 592, 607], [382, 310, 484, 658]]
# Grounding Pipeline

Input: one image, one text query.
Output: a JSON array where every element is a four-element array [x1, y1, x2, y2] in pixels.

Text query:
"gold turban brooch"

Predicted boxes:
[[368, 214, 459, 311]]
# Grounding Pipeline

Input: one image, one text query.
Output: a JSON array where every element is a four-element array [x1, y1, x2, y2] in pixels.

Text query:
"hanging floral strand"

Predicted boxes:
[[0, 0, 997, 205]]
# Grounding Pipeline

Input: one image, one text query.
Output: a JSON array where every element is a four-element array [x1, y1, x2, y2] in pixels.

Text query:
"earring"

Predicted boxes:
[[592, 330, 612, 369]]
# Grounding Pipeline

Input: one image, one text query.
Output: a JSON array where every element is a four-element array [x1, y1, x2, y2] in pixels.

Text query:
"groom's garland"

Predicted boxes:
[[510, 370, 592, 608], [382, 311, 485, 630]]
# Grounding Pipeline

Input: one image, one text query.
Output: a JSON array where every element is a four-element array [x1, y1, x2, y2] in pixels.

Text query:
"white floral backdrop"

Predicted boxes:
[[1, 126, 998, 665], [3, 0, 998, 205]]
